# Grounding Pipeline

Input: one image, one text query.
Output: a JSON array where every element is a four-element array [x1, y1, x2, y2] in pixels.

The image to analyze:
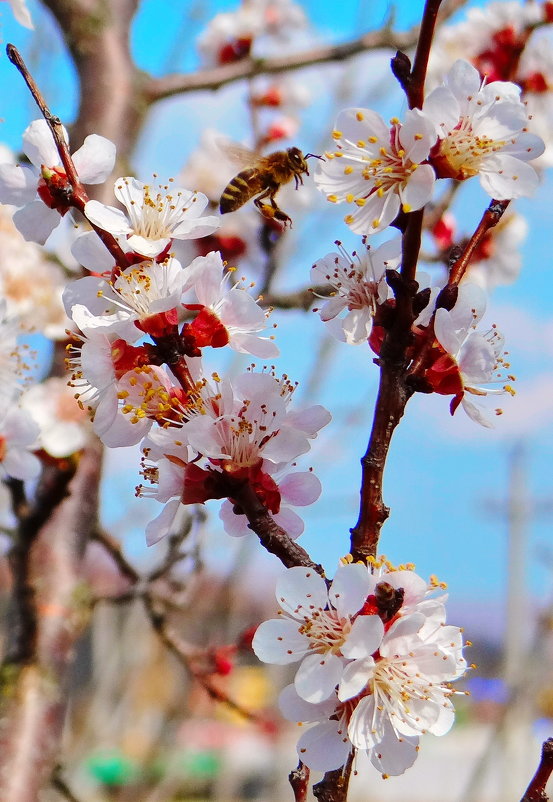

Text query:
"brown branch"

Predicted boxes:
[[348, 0, 454, 562], [145, 0, 468, 102], [0, 440, 102, 802], [231, 482, 325, 575], [141, 593, 260, 724], [289, 761, 310, 802], [313, 752, 354, 802], [51, 766, 82, 802], [407, 0, 444, 109], [6, 44, 130, 266], [91, 527, 259, 721], [521, 739, 553, 802], [448, 199, 510, 285]]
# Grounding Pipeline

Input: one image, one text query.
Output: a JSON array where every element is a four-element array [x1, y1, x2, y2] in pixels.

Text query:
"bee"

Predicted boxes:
[[219, 144, 321, 227], [374, 581, 404, 622]]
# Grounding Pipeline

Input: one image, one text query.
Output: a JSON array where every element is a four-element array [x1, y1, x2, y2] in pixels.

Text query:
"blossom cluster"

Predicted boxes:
[[253, 558, 466, 776], [311, 58, 541, 427]]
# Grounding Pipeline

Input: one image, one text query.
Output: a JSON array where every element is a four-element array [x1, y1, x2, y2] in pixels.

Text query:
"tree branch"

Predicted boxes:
[[0, 440, 102, 802]]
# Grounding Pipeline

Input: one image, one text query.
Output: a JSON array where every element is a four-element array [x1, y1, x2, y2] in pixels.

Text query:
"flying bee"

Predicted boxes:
[[219, 144, 322, 227]]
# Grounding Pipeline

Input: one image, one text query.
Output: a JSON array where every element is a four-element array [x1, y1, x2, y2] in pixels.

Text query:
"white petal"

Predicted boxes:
[[279, 471, 321, 506], [479, 155, 539, 200], [278, 683, 336, 722], [341, 615, 384, 659], [369, 722, 419, 776], [0, 162, 38, 205], [400, 163, 436, 211], [23, 119, 65, 168], [252, 618, 309, 664], [273, 507, 305, 539], [219, 500, 250, 537], [229, 332, 280, 357], [296, 721, 351, 772], [72, 135, 116, 183], [347, 695, 380, 749], [328, 562, 371, 618], [275, 566, 328, 618], [461, 397, 494, 428], [126, 233, 171, 258], [71, 230, 116, 271], [338, 657, 375, 701], [145, 498, 182, 546], [295, 651, 344, 703], [13, 202, 61, 245], [3, 449, 41, 481], [434, 308, 461, 356], [84, 200, 132, 235]]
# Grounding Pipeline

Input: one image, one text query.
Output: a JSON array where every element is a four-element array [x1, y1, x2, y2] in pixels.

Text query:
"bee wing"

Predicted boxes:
[[215, 137, 269, 169]]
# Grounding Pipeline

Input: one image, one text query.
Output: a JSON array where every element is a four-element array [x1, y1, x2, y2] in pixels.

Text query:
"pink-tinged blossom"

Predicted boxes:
[[84, 177, 219, 259], [198, 0, 306, 66], [268, 559, 465, 777], [0, 407, 41, 481], [311, 236, 401, 344], [63, 256, 188, 342], [315, 108, 437, 235], [184, 370, 330, 466], [21, 377, 89, 458], [182, 251, 279, 358], [137, 370, 330, 545], [424, 59, 545, 199], [429, 282, 514, 427], [0, 120, 116, 244], [65, 331, 158, 447], [253, 564, 385, 703]]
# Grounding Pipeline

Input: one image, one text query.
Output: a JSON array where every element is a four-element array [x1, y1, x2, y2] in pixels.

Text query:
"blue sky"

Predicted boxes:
[[2, 0, 553, 631]]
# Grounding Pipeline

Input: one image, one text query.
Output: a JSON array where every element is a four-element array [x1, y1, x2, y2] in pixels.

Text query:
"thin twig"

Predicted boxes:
[[145, 0, 469, 101], [6, 44, 130, 267], [51, 766, 82, 802]]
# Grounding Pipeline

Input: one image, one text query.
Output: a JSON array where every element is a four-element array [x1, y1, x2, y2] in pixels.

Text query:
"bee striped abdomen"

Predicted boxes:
[[220, 168, 262, 214]]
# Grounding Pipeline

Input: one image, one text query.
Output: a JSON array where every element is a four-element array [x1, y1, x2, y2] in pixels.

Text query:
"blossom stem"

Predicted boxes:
[[6, 44, 130, 269], [448, 199, 510, 285], [520, 738, 553, 802], [407, 199, 510, 382], [230, 482, 325, 574]]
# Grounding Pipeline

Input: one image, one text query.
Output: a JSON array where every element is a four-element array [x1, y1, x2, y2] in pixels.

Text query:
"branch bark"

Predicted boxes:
[[0, 440, 103, 802]]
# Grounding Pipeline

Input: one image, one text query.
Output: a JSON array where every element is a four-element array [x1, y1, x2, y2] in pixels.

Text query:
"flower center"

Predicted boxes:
[[299, 608, 350, 654], [434, 123, 506, 179]]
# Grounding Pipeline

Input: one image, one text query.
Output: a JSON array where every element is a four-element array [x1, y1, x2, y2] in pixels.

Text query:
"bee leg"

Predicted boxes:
[[254, 186, 292, 227]]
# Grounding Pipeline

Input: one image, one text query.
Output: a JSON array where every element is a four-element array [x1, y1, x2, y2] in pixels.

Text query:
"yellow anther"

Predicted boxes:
[[332, 130, 343, 140], [356, 111, 364, 121], [344, 166, 354, 175]]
